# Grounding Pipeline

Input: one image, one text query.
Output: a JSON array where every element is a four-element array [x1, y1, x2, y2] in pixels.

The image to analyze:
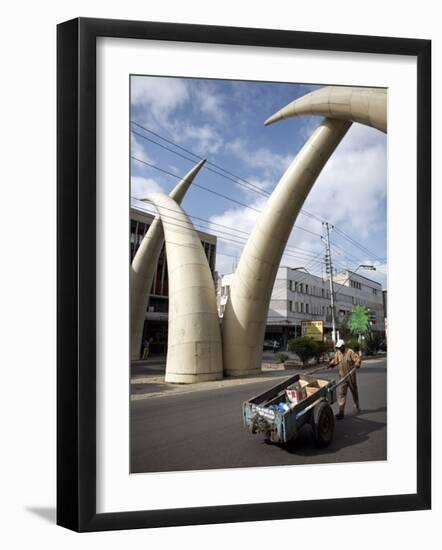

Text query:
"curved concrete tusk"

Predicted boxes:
[[222, 118, 352, 377], [145, 192, 223, 383], [130, 159, 205, 361], [264, 86, 387, 133]]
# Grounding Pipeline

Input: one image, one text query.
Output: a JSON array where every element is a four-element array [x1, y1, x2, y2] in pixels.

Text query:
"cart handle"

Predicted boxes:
[[330, 367, 357, 391], [295, 396, 326, 420], [304, 365, 329, 376]]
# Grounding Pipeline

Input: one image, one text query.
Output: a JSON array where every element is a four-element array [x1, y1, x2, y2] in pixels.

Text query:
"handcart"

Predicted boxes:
[[243, 367, 356, 447]]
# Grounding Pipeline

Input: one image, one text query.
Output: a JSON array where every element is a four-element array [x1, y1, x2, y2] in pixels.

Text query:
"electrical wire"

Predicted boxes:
[[132, 197, 321, 261], [131, 120, 386, 268]]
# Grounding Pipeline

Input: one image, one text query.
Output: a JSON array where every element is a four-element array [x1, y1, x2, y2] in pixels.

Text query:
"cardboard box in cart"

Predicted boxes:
[[286, 378, 329, 404]]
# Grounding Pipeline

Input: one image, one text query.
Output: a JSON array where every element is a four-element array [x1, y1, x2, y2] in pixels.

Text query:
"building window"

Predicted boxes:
[[306, 303, 309, 314], [289, 300, 293, 312], [305, 284, 309, 295], [300, 303, 304, 313], [299, 283, 303, 293]]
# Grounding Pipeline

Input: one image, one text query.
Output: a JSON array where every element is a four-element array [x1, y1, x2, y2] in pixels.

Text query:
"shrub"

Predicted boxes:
[[315, 340, 334, 363], [346, 339, 360, 353], [362, 332, 383, 356], [277, 352, 289, 363], [288, 336, 319, 366]]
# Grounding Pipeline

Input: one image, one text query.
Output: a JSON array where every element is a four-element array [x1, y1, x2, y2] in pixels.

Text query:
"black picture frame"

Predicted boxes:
[[57, 17, 431, 532]]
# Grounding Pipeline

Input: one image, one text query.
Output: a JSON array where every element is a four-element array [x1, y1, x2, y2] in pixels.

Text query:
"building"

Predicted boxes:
[[131, 207, 217, 354], [218, 266, 385, 350]]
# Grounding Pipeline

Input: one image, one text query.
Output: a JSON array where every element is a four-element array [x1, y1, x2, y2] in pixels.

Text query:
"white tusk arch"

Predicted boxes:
[[222, 118, 352, 376], [265, 86, 387, 133], [130, 159, 205, 360], [145, 192, 223, 383]]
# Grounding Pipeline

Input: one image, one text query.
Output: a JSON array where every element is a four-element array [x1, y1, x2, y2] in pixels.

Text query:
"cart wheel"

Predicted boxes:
[[311, 402, 334, 447]]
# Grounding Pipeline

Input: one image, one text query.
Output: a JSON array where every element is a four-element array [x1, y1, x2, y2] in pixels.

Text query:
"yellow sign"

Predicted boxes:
[[301, 320, 324, 341]]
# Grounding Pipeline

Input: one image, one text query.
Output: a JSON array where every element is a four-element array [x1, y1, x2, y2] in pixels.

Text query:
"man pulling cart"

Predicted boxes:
[[328, 339, 362, 419]]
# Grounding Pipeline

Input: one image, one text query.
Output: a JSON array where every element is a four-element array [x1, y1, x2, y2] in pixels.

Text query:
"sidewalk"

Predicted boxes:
[[130, 352, 386, 401]]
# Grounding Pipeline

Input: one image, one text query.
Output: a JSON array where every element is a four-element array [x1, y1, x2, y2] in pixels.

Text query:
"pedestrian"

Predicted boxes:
[[142, 337, 150, 360], [328, 339, 361, 419], [272, 340, 279, 353]]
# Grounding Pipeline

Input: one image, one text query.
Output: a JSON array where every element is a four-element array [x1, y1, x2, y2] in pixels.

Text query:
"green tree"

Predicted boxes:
[[362, 331, 383, 355], [349, 305, 370, 339], [288, 336, 319, 367]]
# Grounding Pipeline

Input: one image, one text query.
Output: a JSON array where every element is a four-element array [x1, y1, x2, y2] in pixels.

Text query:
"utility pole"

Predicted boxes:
[[323, 222, 337, 343]]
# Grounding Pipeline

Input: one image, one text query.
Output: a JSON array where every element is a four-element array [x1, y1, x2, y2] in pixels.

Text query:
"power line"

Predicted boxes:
[[131, 121, 271, 196], [329, 242, 362, 267], [131, 156, 261, 212], [131, 156, 323, 239], [131, 129, 269, 198], [133, 200, 324, 267], [132, 197, 320, 259], [131, 120, 385, 265], [132, 197, 322, 262], [131, 120, 328, 224], [332, 225, 385, 263]]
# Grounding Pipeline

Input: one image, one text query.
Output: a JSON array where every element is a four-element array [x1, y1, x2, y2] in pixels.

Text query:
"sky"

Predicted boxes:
[[130, 76, 387, 290]]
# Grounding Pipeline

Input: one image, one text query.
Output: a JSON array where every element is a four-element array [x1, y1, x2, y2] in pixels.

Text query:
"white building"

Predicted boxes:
[[218, 266, 385, 349]]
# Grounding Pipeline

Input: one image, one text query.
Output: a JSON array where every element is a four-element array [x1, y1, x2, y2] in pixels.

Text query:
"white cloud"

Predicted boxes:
[[304, 123, 387, 238], [131, 133, 153, 164], [193, 85, 226, 123], [211, 123, 386, 278], [131, 77, 189, 125], [132, 77, 227, 159], [226, 138, 292, 178], [131, 176, 165, 200], [179, 123, 224, 155]]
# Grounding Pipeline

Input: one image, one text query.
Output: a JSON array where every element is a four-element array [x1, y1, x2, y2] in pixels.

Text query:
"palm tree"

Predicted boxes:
[[349, 305, 370, 343]]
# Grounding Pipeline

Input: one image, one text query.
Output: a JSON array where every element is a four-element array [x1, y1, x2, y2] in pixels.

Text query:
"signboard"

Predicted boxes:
[[301, 320, 324, 341]]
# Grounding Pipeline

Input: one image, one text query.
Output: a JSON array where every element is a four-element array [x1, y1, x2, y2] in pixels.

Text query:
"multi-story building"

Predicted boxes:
[[131, 207, 217, 354], [218, 266, 385, 350]]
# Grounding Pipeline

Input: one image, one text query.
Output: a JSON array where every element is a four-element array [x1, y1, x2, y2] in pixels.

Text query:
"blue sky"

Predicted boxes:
[[130, 76, 387, 289]]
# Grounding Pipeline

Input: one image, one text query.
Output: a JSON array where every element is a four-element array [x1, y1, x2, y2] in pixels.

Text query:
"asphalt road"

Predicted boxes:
[[130, 358, 386, 473]]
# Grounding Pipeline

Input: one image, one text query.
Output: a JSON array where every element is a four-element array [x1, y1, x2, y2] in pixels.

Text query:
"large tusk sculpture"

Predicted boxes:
[[144, 192, 223, 383], [130, 159, 205, 360], [264, 86, 387, 133], [222, 118, 352, 376]]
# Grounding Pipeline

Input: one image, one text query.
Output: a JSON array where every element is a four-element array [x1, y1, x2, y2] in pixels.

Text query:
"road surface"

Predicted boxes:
[[130, 357, 386, 473]]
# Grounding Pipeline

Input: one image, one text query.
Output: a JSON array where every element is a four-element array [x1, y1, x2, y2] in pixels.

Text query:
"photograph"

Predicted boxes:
[[0, 0, 434, 542], [129, 76, 388, 474]]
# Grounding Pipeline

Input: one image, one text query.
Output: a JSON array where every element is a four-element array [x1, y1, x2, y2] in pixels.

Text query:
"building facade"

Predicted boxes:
[[131, 207, 217, 354], [218, 266, 385, 350]]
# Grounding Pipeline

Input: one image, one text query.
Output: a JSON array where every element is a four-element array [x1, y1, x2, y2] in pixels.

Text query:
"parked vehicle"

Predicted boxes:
[[263, 339, 280, 351]]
